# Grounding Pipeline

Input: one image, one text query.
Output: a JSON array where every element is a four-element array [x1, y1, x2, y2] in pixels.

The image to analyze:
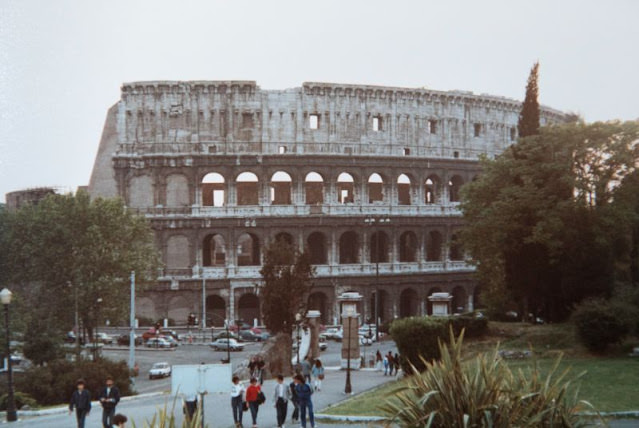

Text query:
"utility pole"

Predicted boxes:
[[129, 271, 136, 371]]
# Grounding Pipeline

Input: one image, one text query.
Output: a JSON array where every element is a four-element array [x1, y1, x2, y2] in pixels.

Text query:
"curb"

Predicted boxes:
[[315, 414, 386, 422], [2, 391, 167, 417]]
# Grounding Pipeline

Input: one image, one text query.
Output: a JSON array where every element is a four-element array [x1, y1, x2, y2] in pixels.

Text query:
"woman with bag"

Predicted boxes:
[[231, 375, 245, 428], [245, 377, 263, 428], [311, 359, 324, 391]]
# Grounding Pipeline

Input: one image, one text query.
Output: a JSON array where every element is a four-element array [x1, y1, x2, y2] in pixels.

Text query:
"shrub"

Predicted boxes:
[[132, 397, 205, 428], [572, 298, 630, 352], [16, 358, 133, 406], [0, 392, 38, 411], [447, 315, 488, 338], [390, 317, 446, 373], [381, 329, 598, 427]]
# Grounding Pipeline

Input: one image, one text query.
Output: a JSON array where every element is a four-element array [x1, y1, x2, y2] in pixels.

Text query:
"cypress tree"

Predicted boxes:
[[517, 61, 540, 138]]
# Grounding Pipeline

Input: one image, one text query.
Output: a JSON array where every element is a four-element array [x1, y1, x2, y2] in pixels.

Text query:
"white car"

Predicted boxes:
[[145, 337, 172, 348], [209, 338, 245, 352], [149, 362, 171, 379]]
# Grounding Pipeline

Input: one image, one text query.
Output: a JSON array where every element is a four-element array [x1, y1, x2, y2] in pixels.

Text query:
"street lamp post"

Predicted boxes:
[[345, 315, 352, 394], [365, 216, 390, 341], [1, 288, 17, 422], [94, 297, 103, 361], [295, 313, 302, 368]]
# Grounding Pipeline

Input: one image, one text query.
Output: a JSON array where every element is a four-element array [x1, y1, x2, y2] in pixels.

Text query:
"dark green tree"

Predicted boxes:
[[259, 238, 314, 335], [2, 191, 161, 354], [461, 121, 639, 321], [517, 61, 540, 138]]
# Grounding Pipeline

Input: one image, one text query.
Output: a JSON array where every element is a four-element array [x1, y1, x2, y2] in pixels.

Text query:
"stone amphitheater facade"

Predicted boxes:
[[88, 80, 565, 327]]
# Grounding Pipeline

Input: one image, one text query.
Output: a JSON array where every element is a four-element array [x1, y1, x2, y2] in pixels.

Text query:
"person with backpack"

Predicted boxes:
[[246, 377, 263, 428], [294, 374, 315, 428]]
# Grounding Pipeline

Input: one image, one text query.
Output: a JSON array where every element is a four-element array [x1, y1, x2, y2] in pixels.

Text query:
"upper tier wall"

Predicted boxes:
[[114, 80, 566, 159]]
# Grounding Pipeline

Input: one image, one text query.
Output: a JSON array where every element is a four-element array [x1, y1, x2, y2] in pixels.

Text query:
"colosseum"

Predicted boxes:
[[87, 80, 565, 327]]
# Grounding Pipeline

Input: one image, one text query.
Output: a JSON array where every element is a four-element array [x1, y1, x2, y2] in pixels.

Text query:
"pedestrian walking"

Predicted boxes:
[[183, 393, 198, 422], [231, 375, 245, 427], [289, 376, 299, 423], [386, 351, 395, 375], [98, 376, 121, 428], [311, 359, 324, 391], [273, 374, 290, 428], [294, 374, 315, 428], [112, 413, 128, 428], [246, 377, 262, 428], [300, 356, 312, 383], [69, 378, 91, 428], [394, 352, 400, 375], [375, 350, 383, 371], [383, 355, 389, 375]]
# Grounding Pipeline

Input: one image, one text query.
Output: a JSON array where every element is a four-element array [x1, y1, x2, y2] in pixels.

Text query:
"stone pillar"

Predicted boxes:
[[467, 292, 474, 312], [339, 292, 362, 370], [307, 310, 321, 361]]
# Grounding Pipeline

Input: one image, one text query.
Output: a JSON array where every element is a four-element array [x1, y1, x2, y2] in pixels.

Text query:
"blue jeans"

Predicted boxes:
[[231, 395, 243, 424], [249, 400, 259, 425], [75, 409, 88, 428], [299, 398, 314, 428]]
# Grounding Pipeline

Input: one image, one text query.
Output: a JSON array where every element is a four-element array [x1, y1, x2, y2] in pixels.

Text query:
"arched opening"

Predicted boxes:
[[397, 174, 411, 205], [399, 288, 419, 318], [237, 233, 260, 266], [426, 231, 443, 261], [166, 235, 190, 270], [274, 232, 294, 247], [449, 233, 464, 261], [307, 232, 327, 264], [425, 175, 440, 204], [452, 286, 467, 314], [206, 295, 226, 327], [307, 292, 328, 324], [339, 231, 359, 264], [202, 234, 226, 266], [370, 231, 389, 263], [369, 290, 388, 324], [237, 293, 260, 326], [202, 172, 225, 207], [426, 287, 443, 315], [337, 172, 355, 204], [368, 173, 384, 203], [270, 171, 292, 205], [237, 172, 259, 205], [305, 172, 324, 205], [448, 175, 464, 202], [399, 231, 418, 262]]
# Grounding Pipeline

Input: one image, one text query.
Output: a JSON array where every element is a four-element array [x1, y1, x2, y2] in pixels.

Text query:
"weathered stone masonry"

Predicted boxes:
[[88, 80, 565, 326]]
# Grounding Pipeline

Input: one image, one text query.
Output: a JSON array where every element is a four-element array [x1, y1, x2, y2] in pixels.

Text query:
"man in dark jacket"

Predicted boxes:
[[98, 376, 121, 428], [294, 374, 315, 428], [69, 378, 91, 428]]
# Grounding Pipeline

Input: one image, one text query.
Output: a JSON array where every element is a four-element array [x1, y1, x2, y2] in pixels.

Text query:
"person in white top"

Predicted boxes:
[[231, 375, 245, 427], [273, 374, 291, 428]]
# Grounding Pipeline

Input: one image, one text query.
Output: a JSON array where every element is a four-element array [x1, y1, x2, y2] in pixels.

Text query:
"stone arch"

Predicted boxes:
[[370, 231, 389, 263], [238, 293, 260, 325], [237, 171, 259, 205], [308, 292, 329, 324], [449, 175, 464, 202], [369, 289, 389, 324], [206, 294, 226, 327], [368, 173, 384, 203], [426, 287, 443, 315], [166, 174, 190, 206], [339, 231, 359, 264], [337, 172, 355, 204], [270, 171, 292, 205], [203, 234, 226, 266], [274, 232, 294, 246], [167, 295, 190, 324], [399, 288, 419, 318], [399, 231, 418, 262], [166, 235, 190, 270], [305, 171, 324, 205], [425, 174, 440, 204], [426, 230, 443, 261], [128, 175, 153, 208], [452, 286, 467, 314], [202, 172, 225, 207], [307, 232, 327, 264], [449, 232, 464, 261], [237, 232, 260, 266], [397, 173, 412, 205]]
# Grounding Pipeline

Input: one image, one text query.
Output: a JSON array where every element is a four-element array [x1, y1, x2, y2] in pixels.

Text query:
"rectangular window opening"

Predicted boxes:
[[373, 116, 382, 132], [309, 114, 319, 130], [403, 148, 410, 156], [454, 151, 460, 158], [474, 123, 481, 137], [510, 127, 517, 141], [278, 145, 287, 154], [429, 120, 437, 134]]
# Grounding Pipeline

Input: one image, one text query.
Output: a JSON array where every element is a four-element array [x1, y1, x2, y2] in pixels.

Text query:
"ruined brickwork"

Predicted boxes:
[[88, 81, 565, 326]]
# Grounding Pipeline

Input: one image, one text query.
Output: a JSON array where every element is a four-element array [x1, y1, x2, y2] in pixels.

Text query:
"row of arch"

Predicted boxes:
[[199, 230, 464, 267], [201, 170, 466, 206]]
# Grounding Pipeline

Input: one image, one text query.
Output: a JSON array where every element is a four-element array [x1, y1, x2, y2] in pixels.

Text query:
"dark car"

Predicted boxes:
[[117, 334, 143, 346], [214, 331, 238, 340], [238, 330, 261, 342]]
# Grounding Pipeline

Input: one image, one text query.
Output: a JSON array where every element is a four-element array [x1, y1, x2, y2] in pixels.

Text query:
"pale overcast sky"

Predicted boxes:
[[1, 0, 638, 202]]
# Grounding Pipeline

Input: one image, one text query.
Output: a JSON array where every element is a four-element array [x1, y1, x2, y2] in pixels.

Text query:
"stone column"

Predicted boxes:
[[307, 310, 321, 361]]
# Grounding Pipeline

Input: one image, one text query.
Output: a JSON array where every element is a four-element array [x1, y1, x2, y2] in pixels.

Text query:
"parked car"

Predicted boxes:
[[319, 336, 328, 351], [324, 327, 343, 341], [159, 335, 179, 347], [95, 332, 114, 344], [149, 362, 171, 379], [65, 331, 86, 345], [259, 330, 271, 341], [238, 330, 261, 342], [145, 337, 172, 348], [213, 331, 238, 340], [142, 329, 160, 341], [116, 334, 143, 346], [209, 338, 244, 351], [359, 333, 373, 346]]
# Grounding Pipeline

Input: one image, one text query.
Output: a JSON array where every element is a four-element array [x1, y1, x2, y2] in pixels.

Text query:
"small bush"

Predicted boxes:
[[0, 392, 38, 411], [447, 315, 488, 338], [572, 298, 630, 352], [16, 358, 133, 406], [390, 317, 446, 373]]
